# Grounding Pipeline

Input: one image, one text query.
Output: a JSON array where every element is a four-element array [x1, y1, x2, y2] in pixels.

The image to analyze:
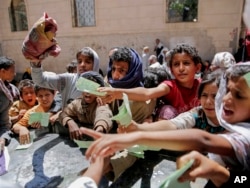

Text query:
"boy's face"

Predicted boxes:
[[111, 61, 129, 80], [200, 82, 218, 123], [170, 52, 200, 87], [36, 89, 55, 110], [222, 76, 250, 124], [77, 54, 94, 74], [1, 65, 16, 82], [82, 92, 97, 104], [21, 86, 37, 107]]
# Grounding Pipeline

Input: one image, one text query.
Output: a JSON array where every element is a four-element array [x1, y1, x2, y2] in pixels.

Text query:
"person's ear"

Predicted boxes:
[[196, 63, 202, 73]]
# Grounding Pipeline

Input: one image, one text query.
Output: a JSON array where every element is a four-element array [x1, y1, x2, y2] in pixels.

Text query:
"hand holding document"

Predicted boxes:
[[76, 77, 106, 96], [28, 112, 50, 127]]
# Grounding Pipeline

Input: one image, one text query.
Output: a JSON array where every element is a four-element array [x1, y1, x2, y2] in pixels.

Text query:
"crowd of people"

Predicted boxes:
[[1, 31, 250, 187]]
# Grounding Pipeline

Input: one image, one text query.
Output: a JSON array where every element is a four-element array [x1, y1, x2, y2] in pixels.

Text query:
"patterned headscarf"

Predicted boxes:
[[107, 48, 143, 88]]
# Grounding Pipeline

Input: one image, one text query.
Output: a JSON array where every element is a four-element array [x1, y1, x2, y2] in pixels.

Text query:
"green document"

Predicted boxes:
[[111, 93, 132, 127], [74, 139, 93, 148], [159, 159, 194, 188], [28, 112, 50, 127], [76, 77, 106, 96], [127, 145, 160, 158]]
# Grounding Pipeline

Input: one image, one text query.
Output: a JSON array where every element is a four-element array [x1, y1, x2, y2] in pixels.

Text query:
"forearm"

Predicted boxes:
[[114, 87, 151, 101], [137, 120, 177, 131], [135, 130, 234, 155]]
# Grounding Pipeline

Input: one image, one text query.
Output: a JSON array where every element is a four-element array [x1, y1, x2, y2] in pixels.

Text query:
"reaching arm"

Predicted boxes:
[[99, 83, 170, 102], [81, 128, 234, 160]]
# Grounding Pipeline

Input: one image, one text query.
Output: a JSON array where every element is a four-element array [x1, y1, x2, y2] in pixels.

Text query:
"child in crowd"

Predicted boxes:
[[58, 71, 113, 140], [30, 47, 100, 108], [0, 56, 16, 150], [99, 43, 202, 120], [12, 86, 57, 144], [66, 60, 77, 73], [82, 62, 250, 173], [9, 79, 37, 125], [119, 71, 225, 134]]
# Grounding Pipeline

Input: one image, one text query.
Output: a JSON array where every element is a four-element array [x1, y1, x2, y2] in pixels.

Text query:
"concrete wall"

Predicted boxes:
[[0, 0, 245, 77]]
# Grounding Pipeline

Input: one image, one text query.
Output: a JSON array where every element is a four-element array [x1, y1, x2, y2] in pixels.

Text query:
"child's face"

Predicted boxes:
[[222, 76, 250, 124], [111, 61, 129, 80], [170, 53, 200, 87], [1, 65, 16, 82], [200, 82, 218, 123], [77, 54, 94, 74], [82, 92, 97, 104], [21, 86, 36, 107], [36, 89, 55, 110]]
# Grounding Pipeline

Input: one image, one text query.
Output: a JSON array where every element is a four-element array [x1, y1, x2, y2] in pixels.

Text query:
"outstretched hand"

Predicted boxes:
[[79, 127, 137, 160]]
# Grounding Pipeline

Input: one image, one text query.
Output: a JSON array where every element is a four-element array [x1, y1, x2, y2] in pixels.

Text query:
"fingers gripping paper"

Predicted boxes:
[[111, 93, 132, 127], [76, 77, 106, 96]]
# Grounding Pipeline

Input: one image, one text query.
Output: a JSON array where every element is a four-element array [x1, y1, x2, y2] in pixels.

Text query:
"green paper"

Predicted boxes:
[[159, 159, 194, 188], [243, 72, 250, 87], [76, 77, 106, 96], [74, 139, 93, 148], [28, 112, 50, 127], [111, 93, 132, 127], [127, 145, 161, 158]]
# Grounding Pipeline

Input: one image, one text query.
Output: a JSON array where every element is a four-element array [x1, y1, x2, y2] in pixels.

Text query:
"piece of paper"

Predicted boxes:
[[159, 159, 194, 188], [111, 93, 132, 127], [0, 147, 10, 175], [74, 139, 93, 148], [76, 77, 106, 96], [28, 112, 50, 127], [16, 133, 34, 150], [16, 143, 33, 150], [127, 145, 161, 158]]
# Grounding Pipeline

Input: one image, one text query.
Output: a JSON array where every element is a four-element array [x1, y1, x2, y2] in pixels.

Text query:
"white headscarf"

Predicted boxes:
[[215, 62, 250, 170]]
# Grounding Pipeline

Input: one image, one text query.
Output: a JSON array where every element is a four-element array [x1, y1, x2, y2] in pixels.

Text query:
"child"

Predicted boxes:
[[82, 62, 250, 172], [0, 56, 16, 149], [9, 79, 37, 125], [99, 43, 202, 120], [58, 71, 113, 140], [119, 71, 225, 134], [12, 86, 57, 144], [30, 47, 100, 108]]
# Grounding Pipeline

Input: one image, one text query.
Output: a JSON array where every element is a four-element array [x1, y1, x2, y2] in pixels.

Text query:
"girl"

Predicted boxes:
[[99, 43, 202, 120], [82, 62, 250, 171]]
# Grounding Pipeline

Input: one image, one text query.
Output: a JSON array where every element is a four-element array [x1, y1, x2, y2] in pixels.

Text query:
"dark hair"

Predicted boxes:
[[76, 47, 95, 63], [80, 71, 105, 87], [66, 60, 77, 73], [143, 67, 171, 88], [110, 47, 132, 65], [168, 43, 202, 67], [0, 56, 15, 69], [34, 85, 55, 95], [197, 72, 220, 99], [18, 79, 35, 96]]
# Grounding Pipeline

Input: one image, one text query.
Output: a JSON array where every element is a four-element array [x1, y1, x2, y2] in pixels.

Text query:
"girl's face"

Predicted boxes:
[[111, 61, 129, 80], [0, 65, 16, 82], [21, 86, 37, 107], [222, 76, 250, 124], [77, 54, 94, 74], [200, 82, 218, 124], [36, 89, 55, 111], [82, 92, 97, 104], [170, 53, 200, 88]]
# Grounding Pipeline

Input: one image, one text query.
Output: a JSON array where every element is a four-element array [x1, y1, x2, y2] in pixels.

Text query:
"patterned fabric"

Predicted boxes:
[[22, 12, 61, 62], [0, 79, 13, 103]]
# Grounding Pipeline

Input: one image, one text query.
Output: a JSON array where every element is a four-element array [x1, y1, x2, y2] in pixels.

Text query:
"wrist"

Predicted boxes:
[[30, 61, 41, 68]]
